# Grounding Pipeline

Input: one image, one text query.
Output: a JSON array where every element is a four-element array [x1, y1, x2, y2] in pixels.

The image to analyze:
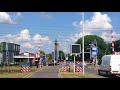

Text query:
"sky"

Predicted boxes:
[[0, 12, 120, 54]]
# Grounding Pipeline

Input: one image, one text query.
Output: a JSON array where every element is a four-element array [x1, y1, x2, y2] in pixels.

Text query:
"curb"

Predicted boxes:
[[58, 68, 63, 78]]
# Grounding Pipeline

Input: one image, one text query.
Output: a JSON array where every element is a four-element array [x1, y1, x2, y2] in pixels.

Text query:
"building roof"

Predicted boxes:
[[14, 52, 37, 59], [14, 56, 35, 58]]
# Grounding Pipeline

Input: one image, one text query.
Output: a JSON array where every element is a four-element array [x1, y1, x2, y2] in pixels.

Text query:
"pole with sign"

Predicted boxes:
[[71, 44, 81, 73], [90, 45, 98, 66]]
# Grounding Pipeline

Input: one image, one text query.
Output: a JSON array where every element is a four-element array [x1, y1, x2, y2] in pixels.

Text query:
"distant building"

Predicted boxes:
[[54, 39, 59, 61], [14, 52, 36, 64], [0, 42, 20, 65]]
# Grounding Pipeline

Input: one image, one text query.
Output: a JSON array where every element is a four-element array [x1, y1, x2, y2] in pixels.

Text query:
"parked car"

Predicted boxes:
[[48, 62, 57, 66]]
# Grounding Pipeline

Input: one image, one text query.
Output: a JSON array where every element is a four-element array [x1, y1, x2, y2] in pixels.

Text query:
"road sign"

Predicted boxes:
[[90, 47, 98, 57], [71, 44, 81, 54]]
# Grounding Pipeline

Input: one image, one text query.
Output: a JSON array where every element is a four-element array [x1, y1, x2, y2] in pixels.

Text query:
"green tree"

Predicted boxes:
[[114, 40, 120, 52], [67, 53, 73, 60], [40, 51, 46, 55], [59, 51, 65, 60], [75, 35, 110, 60], [0, 44, 1, 52], [46, 53, 52, 61]]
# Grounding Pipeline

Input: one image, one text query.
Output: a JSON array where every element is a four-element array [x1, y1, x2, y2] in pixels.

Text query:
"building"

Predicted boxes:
[[14, 52, 40, 66], [0, 42, 20, 65], [54, 39, 59, 62], [14, 52, 35, 63]]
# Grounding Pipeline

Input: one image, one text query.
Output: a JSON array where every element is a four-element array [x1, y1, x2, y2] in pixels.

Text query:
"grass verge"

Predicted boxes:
[[0, 65, 59, 78], [60, 72, 98, 78], [0, 66, 36, 78]]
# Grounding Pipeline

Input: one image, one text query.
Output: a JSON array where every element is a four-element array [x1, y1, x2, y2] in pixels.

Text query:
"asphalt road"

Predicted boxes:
[[85, 66, 107, 78], [29, 65, 119, 78], [30, 66, 60, 78], [85, 66, 120, 78]]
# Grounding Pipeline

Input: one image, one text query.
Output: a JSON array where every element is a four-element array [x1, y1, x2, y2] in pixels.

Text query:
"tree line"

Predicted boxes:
[[45, 35, 120, 61]]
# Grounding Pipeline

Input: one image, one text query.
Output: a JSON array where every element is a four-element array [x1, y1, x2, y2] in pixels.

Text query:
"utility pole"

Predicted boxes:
[[28, 53, 29, 63], [74, 54, 75, 73], [94, 39, 98, 66], [61, 51, 62, 60], [39, 39, 41, 68], [82, 12, 85, 76], [65, 39, 66, 62]]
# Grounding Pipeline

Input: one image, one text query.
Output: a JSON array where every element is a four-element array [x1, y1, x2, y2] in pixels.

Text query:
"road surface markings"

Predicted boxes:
[[58, 68, 63, 78]]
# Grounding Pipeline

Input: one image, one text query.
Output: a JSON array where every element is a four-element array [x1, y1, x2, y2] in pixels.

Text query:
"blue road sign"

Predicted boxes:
[[90, 47, 98, 57]]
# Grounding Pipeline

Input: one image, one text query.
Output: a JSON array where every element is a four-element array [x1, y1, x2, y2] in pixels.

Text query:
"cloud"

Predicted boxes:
[[70, 32, 92, 42], [16, 29, 31, 41], [101, 31, 120, 42], [0, 12, 15, 24], [40, 12, 53, 19], [13, 12, 23, 21], [0, 31, 53, 53], [0, 29, 52, 52], [73, 12, 112, 31], [72, 12, 113, 43], [32, 34, 52, 44], [3, 34, 17, 43], [101, 32, 111, 42], [21, 42, 34, 49], [72, 21, 80, 29], [16, 12, 22, 17], [32, 34, 41, 42], [83, 12, 112, 30]]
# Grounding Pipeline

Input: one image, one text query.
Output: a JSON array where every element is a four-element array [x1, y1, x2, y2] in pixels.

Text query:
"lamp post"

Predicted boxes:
[[82, 12, 85, 76], [94, 39, 98, 66], [65, 39, 66, 62]]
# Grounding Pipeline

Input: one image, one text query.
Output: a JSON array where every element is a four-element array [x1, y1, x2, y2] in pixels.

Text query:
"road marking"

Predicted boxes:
[[23, 73, 33, 78], [58, 68, 63, 78], [23, 68, 42, 78]]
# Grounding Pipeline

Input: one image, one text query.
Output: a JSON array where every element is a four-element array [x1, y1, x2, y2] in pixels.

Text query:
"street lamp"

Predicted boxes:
[[82, 12, 85, 76]]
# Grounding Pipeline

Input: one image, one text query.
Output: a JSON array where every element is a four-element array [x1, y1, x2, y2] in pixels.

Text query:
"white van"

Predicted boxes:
[[98, 55, 120, 76]]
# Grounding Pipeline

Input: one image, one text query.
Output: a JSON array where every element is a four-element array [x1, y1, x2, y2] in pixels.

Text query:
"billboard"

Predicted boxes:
[[71, 44, 81, 54]]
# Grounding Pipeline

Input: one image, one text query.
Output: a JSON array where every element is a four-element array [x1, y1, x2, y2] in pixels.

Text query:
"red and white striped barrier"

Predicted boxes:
[[60, 66, 69, 72], [21, 66, 31, 73], [111, 30, 115, 54], [75, 66, 82, 72]]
